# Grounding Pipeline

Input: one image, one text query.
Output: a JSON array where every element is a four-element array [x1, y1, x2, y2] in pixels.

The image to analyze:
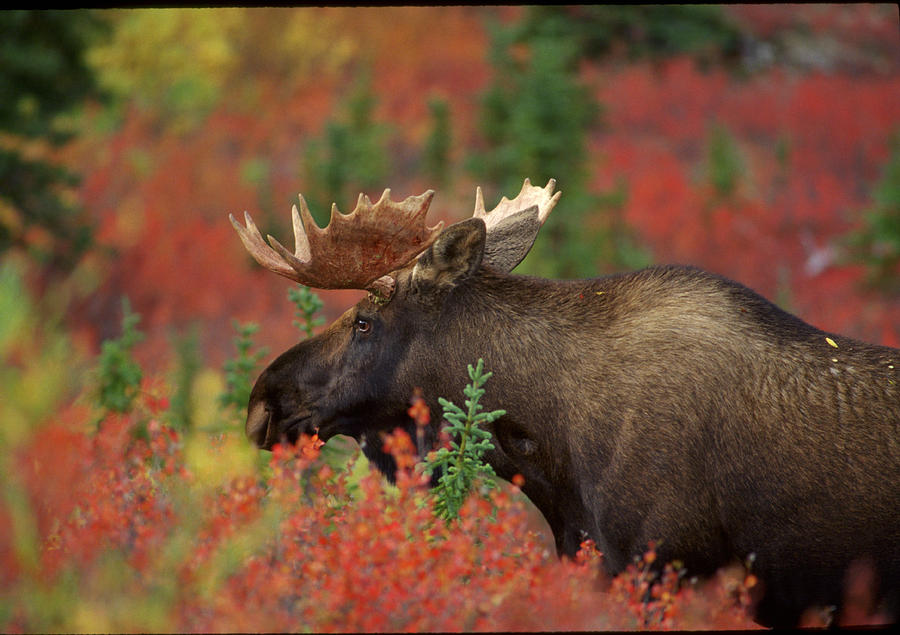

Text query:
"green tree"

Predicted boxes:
[[424, 359, 505, 523], [471, 17, 649, 278], [423, 96, 452, 188], [706, 123, 744, 200], [846, 131, 900, 295], [288, 284, 325, 338], [168, 325, 201, 432], [96, 297, 144, 415], [219, 320, 268, 420], [0, 10, 107, 267], [302, 71, 390, 226], [518, 6, 741, 67]]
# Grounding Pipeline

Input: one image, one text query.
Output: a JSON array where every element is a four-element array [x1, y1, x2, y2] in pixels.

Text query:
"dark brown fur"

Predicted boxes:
[[245, 219, 900, 627]]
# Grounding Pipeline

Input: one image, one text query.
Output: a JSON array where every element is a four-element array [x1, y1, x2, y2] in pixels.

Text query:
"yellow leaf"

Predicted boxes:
[[191, 368, 225, 431], [184, 431, 257, 490]]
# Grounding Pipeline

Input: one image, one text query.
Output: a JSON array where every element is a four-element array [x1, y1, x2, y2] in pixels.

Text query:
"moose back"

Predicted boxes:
[[231, 179, 900, 626]]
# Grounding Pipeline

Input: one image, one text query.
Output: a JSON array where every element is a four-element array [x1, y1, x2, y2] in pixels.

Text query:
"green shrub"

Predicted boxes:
[[95, 297, 143, 415], [288, 284, 324, 338], [301, 70, 389, 225], [218, 320, 267, 419], [846, 131, 900, 294], [425, 359, 505, 522]]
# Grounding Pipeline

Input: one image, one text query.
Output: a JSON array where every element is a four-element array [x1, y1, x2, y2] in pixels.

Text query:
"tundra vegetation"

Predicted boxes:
[[1, 5, 898, 632]]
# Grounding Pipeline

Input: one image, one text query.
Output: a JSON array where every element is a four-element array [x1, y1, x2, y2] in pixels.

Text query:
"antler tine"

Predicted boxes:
[[474, 186, 486, 217], [536, 179, 561, 224], [230, 211, 299, 281], [375, 188, 391, 207], [291, 195, 313, 260]]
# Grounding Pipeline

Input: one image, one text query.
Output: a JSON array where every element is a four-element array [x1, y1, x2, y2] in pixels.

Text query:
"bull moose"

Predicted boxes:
[[230, 179, 899, 627]]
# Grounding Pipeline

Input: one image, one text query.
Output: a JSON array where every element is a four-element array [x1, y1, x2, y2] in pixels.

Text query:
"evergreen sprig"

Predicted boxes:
[[96, 297, 144, 414], [425, 359, 506, 523], [219, 320, 268, 416], [288, 284, 325, 338]]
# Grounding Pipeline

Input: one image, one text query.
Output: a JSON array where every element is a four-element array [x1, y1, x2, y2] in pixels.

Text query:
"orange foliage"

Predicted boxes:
[[0, 390, 770, 632], [594, 51, 900, 345]]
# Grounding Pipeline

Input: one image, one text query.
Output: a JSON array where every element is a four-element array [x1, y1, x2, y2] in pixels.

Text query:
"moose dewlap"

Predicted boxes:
[[230, 178, 899, 627]]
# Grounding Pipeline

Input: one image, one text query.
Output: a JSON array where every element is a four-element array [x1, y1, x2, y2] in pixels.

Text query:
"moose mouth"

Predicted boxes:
[[246, 403, 353, 450], [246, 403, 309, 449]]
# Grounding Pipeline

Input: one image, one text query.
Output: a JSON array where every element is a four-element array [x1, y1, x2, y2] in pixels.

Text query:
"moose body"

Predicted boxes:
[[233, 181, 900, 626]]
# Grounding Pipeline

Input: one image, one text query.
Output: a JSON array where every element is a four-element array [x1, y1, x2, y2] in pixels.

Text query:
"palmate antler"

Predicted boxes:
[[475, 178, 560, 272], [474, 178, 560, 231], [229, 189, 443, 294], [230, 178, 560, 295]]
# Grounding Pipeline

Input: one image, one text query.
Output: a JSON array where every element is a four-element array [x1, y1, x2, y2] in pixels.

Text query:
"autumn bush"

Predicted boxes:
[[0, 396, 762, 632]]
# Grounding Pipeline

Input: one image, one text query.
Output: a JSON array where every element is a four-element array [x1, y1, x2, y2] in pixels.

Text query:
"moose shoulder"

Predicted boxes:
[[230, 180, 900, 627]]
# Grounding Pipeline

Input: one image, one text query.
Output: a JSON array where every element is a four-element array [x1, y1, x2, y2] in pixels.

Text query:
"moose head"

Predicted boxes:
[[230, 180, 562, 482]]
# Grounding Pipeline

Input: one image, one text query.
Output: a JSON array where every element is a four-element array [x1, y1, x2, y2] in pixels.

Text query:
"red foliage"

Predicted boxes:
[[7, 382, 898, 630], [170, 428, 761, 632], [26, 413, 181, 582], [594, 53, 900, 345], [6, 6, 898, 631], [0, 389, 772, 632]]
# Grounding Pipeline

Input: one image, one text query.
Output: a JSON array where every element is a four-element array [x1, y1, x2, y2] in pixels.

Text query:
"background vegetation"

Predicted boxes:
[[1, 5, 898, 630]]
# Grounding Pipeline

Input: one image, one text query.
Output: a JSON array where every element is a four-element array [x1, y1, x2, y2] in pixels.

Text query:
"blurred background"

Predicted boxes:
[[2, 5, 899, 386], [2, 9, 897, 629]]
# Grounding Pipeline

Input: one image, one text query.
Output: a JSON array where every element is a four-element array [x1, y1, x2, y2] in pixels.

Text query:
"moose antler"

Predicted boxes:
[[231, 179, 560, 295], [473, 178, 561, 272], [229, 189, 444, 291]]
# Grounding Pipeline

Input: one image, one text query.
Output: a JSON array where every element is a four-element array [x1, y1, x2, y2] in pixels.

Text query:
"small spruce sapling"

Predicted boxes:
[[425, 359, 506, 522], [168, 325, 200, 432], [96, 297, 144, 415], [288, 284, 325, 338], [219, 320, 268, 417]]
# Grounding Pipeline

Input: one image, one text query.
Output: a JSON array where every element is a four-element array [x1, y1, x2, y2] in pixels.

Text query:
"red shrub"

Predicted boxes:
[[0, 389, 771, 632]]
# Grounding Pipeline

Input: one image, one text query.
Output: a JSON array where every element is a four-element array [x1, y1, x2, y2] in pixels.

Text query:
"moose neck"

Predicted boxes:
[[438, 269, 594, 390], [424, 268, 606, 556]]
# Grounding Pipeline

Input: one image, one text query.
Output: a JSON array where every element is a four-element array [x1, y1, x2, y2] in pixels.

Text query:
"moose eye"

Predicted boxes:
[[354, 317, 371, 333]]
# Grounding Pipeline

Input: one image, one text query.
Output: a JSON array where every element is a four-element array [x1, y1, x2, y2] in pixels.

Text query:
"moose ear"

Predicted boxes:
[[481, 205, 541, 272], [411, 217, 486, 294]]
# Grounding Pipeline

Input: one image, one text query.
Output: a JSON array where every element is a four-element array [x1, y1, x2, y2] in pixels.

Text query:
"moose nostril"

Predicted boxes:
[[246, 402, 271, 447]]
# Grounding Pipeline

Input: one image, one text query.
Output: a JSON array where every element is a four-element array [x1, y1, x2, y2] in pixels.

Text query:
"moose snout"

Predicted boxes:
[[245, 401, 272, 448], [245, 401, 312, 449], [245, 377, 319, 450]]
